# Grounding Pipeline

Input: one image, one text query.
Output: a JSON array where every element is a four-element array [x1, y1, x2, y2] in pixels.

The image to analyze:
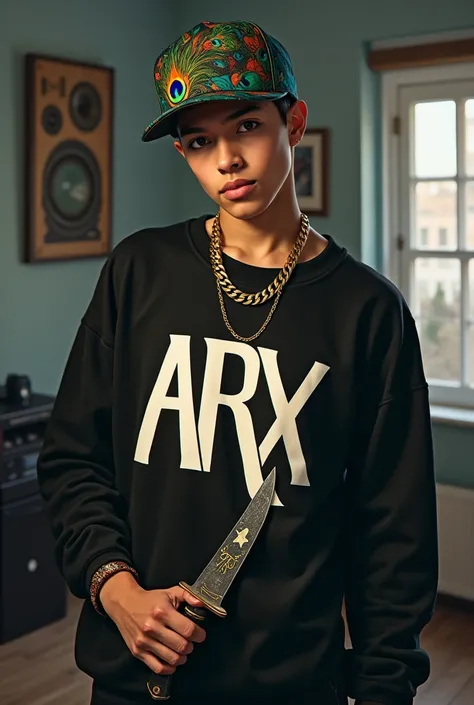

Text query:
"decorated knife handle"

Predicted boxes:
[[146, 603, 208, 700]]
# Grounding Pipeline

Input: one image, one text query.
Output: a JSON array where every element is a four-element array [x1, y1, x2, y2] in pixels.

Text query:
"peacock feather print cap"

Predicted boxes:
[[142, 20, 298, 142]]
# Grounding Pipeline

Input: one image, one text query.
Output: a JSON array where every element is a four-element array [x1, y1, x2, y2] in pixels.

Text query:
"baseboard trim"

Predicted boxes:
[[437, 591, 474, 613]]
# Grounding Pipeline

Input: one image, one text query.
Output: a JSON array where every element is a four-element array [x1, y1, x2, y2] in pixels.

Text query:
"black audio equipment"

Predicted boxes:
[[0, 388, 67, 644], [5, 373, 32, 407]]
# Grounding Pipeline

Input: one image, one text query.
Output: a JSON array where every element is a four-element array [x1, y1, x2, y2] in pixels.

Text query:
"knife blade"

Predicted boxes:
[[146, 467, 276, 700]]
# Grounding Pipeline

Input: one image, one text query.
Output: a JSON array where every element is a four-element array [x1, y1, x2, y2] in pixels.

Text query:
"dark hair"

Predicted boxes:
[[273, 93, 298, 123], [170, 93, 298, 140]]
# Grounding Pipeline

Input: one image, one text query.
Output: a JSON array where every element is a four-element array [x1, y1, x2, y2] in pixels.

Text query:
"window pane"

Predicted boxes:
[[414, 181, 457, 250], [413, 258, 461, 383], [414, 101, 456, 178], [467, 181, 474, 251], [469, 259, 474, 387], [466, 99, 474, 177]]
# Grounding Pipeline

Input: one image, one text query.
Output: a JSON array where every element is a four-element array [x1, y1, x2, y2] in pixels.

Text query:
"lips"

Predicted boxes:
[[220, 179, 256, 193]]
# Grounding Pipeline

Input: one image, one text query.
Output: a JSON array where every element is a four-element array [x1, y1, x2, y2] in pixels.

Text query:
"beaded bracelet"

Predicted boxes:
[[89, 560, 139, 616]]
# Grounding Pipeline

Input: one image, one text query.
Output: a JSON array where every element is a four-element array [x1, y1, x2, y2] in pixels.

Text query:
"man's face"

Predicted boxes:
[[174, 99, 306, 220]]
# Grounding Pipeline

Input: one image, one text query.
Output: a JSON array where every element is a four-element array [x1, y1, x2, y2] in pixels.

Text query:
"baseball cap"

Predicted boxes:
[[142, 20, 298, 142]]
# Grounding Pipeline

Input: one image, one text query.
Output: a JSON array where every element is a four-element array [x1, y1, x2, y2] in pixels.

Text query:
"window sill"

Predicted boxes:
[[430, 405, 474, 428]]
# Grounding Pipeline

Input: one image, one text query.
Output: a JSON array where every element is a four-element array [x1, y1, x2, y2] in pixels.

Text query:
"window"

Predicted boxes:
[[383, 62, 474, 408]]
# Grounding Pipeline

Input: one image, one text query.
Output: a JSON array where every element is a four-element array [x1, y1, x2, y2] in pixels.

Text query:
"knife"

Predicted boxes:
[[146, 467, 276, 700]]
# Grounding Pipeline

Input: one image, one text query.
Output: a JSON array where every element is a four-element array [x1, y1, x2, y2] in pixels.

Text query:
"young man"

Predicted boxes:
[[37, 19, 438, 705]]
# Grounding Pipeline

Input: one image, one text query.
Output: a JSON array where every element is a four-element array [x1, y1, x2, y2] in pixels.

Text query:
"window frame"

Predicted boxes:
[[381, 61, 474, 409]]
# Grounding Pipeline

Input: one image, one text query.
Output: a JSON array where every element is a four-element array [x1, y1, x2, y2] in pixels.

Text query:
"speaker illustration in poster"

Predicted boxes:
[[24, 54, 114, 262]]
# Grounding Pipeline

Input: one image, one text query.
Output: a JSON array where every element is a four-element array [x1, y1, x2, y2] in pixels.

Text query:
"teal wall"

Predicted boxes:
[[0, 0, 473, 489], [0, 0, 177, 393]]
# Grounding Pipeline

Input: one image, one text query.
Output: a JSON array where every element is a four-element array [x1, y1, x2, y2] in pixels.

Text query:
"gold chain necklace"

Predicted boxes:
[[209, 213, 310, 342], [210, 212, 309, 305]]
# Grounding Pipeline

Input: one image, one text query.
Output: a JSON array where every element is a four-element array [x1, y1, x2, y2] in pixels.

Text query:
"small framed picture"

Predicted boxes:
[[294, 128, 329, 216]]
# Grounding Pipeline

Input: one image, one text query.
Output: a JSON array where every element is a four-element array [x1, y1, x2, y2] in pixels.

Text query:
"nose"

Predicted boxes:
[[217, 141, 243, 173]]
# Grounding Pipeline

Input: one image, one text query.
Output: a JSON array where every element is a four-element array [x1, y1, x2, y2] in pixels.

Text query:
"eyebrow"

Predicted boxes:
[[179, 104, 262, 137]]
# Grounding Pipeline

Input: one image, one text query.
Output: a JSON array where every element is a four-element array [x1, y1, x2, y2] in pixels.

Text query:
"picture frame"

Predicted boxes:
[[294, 128, 329, 216], [24, 53, 114, 262]]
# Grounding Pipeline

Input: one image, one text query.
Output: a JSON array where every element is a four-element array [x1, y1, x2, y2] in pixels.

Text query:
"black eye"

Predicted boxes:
[[189, 136, 209, 150], [238, 120, 259, 132]]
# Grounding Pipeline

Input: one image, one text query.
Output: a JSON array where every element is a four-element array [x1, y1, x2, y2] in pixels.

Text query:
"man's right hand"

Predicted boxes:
[[99, 571, 207, 675]]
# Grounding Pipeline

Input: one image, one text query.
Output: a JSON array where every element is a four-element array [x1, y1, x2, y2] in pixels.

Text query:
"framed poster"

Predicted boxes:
[[294, 128, 329, 216], [24, 53, 114, 262]]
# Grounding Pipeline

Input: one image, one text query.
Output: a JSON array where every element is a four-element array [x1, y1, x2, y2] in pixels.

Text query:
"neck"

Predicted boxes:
[[224, 196, 301, 254], [206, 181, 327, 268], [212, 185, 305, 266]]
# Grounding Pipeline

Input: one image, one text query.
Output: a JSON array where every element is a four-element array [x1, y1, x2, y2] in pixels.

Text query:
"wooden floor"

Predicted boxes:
[[0, 593, 473, 705]]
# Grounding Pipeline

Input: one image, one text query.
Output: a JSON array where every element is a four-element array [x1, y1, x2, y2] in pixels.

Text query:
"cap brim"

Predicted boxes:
[[141, 90, 288, 142]]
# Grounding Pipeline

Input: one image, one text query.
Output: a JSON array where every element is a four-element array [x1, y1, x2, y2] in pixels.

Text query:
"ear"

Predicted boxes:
[[287, 100, 308, 147], [173, 139, 186, 158]]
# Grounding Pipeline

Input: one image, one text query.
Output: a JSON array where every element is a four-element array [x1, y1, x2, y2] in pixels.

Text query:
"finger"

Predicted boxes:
[[139, 651, 176, 676], [163, 605, 207, 644], [146, 639, 188, 668], [183, 590, 205, 606], [167, 585, 205, 608], [147, 622, 195, 656], [132, 636, 181, 676], [158, 591, 207, 643]]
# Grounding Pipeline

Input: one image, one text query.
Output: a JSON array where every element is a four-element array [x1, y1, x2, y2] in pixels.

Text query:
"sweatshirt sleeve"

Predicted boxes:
[[343, 296, 439, 705], [36, 255, 135, 599]]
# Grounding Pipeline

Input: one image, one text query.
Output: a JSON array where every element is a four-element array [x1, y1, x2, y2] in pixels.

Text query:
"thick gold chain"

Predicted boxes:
[[210, 213, 309, 342], [210, 212, 310, 306]]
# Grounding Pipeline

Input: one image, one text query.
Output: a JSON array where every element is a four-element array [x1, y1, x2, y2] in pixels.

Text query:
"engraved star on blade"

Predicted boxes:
[[233, 528, 249, 548], [179, 467, 276, 617]]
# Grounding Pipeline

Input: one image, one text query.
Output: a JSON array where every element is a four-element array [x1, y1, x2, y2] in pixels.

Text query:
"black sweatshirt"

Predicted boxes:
[[37, 215, 438, 705]]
